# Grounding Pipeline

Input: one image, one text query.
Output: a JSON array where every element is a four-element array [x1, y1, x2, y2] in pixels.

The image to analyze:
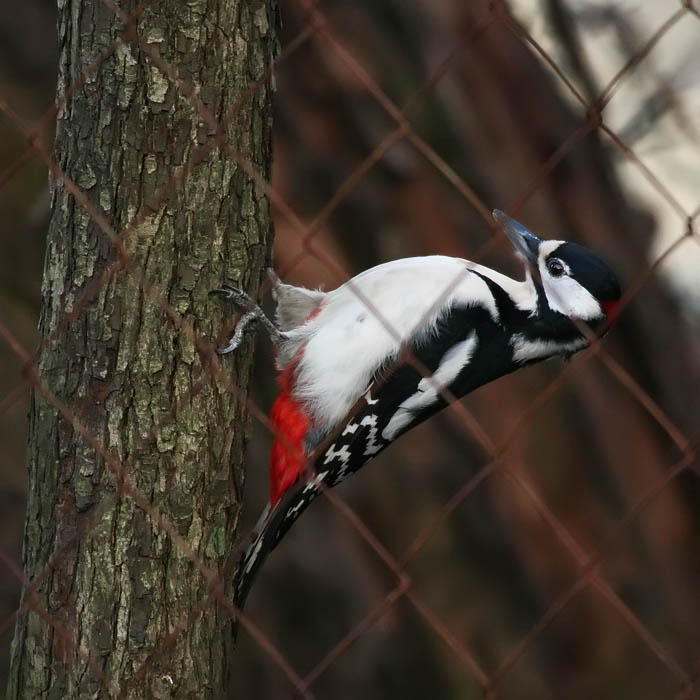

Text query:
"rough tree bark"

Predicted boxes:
[[7, 0, 277, 698]]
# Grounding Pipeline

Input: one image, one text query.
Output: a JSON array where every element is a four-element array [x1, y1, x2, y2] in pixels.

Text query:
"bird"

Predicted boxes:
[[210, 209, 621, 614]]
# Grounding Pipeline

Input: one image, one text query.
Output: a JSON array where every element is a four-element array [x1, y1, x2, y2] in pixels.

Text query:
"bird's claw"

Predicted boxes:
[[211, 282, 285, 354], [210, 283, 257, 355], [209, 283, 251, 307]]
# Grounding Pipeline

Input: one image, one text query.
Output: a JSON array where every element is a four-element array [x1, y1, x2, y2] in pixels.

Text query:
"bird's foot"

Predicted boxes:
[[210, 283, 285, 354], [209, 283, 255, 308]]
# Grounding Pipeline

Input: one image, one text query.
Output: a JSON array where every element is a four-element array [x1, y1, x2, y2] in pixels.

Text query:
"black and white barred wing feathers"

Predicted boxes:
[[234, 301, 509, 610]]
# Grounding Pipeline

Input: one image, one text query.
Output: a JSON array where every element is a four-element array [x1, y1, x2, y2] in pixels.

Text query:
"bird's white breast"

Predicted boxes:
[[292, 256, 511, 432]]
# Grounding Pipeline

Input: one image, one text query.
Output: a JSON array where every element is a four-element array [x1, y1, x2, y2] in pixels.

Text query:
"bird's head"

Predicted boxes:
[[493, 210, 621, 323]]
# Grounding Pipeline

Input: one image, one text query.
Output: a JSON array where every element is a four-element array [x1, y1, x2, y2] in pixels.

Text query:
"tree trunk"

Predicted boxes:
[[7, 1, 277, 698]]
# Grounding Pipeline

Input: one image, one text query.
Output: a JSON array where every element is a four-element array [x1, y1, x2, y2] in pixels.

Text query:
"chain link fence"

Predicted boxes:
[[1, 0, 699, 697]]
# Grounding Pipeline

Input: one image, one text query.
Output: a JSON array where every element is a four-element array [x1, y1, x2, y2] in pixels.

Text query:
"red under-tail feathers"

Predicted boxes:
[[269, 360, 310, 505], [268, 305, 322, 505]]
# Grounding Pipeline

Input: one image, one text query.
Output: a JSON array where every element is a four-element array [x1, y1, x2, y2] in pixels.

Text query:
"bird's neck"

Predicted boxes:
[[472, 269, 589, 363]]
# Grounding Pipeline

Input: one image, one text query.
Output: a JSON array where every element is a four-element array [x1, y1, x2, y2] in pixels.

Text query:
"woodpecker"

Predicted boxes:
[[211, 210, 621, 612]]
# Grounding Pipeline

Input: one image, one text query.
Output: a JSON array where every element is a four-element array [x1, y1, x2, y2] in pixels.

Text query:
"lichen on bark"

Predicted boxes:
[[7, 1, 278, 698]]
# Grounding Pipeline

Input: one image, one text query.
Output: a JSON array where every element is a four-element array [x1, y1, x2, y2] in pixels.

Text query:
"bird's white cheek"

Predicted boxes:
[[543, 277, 602, 320]]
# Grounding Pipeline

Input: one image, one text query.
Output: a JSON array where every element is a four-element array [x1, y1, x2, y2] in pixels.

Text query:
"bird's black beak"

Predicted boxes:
[[492, 210, 541, 263]]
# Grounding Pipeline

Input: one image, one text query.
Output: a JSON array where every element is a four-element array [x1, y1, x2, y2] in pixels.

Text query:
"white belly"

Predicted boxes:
[[291, 256, 503, 431]]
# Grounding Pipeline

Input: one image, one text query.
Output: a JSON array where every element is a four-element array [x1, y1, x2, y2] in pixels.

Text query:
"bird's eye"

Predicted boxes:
[[547, 259, 565, 277]]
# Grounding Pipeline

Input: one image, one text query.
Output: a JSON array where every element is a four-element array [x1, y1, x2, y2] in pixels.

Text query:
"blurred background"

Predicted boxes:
[[1, 0, 700, 698]]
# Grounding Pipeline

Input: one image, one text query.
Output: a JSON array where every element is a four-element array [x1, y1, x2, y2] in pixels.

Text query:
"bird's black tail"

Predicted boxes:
[[232, 474, 327, 626], [231, 388, 395, 631]]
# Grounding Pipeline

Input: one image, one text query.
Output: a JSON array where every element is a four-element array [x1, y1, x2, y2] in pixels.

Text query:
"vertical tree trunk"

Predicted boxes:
[[7, 1, 277, 697]]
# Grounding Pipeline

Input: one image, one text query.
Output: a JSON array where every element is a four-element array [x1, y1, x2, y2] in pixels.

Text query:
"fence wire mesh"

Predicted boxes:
[[1, 0, 700, 698]]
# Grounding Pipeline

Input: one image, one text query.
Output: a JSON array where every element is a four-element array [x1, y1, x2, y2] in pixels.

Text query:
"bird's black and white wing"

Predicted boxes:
[[233, 301, 512, 611]]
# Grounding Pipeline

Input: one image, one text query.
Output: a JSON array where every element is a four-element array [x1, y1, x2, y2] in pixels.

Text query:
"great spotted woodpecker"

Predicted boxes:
[[211, 210, 621, 612]]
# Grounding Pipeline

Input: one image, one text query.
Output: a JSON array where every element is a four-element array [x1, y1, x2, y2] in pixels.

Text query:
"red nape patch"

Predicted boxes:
[[601, 299, 621, 323]]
